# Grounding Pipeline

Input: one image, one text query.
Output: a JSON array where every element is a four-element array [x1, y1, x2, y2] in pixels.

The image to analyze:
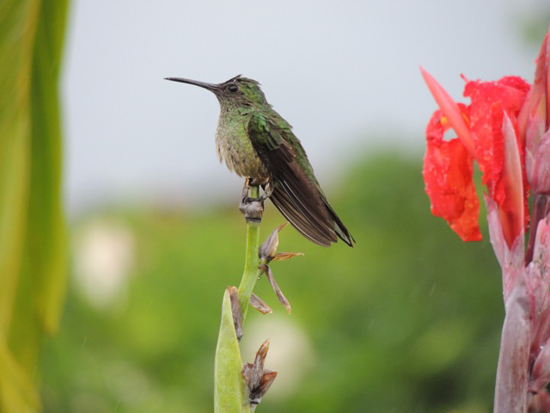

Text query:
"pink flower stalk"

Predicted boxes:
[[520, 32, 550, 263], [421, 28, 550, 413]]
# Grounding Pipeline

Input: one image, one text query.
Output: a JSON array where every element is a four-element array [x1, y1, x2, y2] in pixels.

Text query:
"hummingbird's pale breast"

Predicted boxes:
[[215, 110, 268, 179]]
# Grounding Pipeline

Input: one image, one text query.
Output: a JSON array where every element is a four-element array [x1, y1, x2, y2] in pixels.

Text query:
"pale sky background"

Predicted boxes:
[[62, 0, 546, 215]]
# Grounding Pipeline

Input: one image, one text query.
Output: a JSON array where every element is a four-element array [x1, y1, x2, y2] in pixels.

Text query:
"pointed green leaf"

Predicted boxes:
[[26, 0, 69, 336], [214, 288, 249, 413]]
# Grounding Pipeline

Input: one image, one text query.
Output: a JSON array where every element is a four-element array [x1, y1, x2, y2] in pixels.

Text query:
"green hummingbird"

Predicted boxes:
[[165, 75, 354, 247]]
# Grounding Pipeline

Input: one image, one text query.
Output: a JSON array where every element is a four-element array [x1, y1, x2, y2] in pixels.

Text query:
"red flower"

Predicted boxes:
[[424, 108, 481, 241], [421, 68, 531, 248]]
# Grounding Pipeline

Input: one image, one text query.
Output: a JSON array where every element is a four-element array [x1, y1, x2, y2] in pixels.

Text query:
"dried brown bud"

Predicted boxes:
[[271, 252, 304, 261], [249, 293, 273, 314], [263, 265, 292, 314], [257, 223, 302, 314], [228, 286, 243, 342], [259, 223, 289, 262], [242, 339, 278, 406]]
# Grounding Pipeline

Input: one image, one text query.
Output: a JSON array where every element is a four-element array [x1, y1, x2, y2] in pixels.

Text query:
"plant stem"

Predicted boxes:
[[237, 185, 262, 323]]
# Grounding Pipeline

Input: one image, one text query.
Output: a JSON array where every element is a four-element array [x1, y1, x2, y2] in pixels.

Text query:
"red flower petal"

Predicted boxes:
[[421, 67, 475, 154], [463, 77, 530, 187], [423, 110, 482, 241], [498, 113, 525, 247], [463, 77, 531, 236]]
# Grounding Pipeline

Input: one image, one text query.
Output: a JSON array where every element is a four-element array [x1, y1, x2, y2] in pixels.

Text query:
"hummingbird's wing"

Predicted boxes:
[[248, 112, 354, 247]]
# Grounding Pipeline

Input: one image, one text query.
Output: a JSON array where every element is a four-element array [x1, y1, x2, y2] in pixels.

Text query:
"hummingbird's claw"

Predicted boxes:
[[249, 177, 269, 186], [262, 181, 274, 199], [241, 179, 272, 205]]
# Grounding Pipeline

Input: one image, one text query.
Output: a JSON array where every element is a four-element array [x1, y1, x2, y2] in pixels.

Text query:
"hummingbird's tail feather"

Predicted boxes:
[[268, 181, 354, 247], [269, 184, 336, 247], [323, 200, 355, 247]]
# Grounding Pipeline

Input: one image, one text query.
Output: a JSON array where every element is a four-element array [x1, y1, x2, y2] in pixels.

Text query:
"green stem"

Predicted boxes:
[[237, 185, 262, 323]]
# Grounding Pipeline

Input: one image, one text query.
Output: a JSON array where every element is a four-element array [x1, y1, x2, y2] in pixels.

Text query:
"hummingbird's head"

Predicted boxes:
[[165, 75, 269, 109]]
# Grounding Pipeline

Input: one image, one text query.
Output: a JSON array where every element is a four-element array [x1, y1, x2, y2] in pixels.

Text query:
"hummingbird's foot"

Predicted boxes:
[[239, 183, 263, 223], [249, 177, 269, 186], [240, 178, 265, 223], [241, 178, 251, 199], [244, 177, 274, 203], [242, 180, 273, 204]]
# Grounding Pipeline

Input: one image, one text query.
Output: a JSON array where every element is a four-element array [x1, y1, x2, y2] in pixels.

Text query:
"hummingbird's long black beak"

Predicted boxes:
[[164, 77, 220, 93]]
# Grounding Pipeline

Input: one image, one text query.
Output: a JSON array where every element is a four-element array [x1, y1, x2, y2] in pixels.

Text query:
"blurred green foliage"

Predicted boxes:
[[1, 0, 68, 411], [41, 151, 503, 412]]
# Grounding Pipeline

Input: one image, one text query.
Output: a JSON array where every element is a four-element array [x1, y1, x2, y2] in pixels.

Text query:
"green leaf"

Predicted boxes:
[[0, 341, 40, 410], [0, 0, 69, 411], [0, 0, 36, 352], [214, 288, 249, 413], [26, 0, 69, 336]]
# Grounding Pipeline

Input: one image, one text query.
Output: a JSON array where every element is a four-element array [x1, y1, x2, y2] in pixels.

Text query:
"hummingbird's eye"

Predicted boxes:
[[227, 84, 239, 93]]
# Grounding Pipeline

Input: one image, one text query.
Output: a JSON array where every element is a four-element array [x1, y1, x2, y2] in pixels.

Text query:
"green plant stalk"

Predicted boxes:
[[214, 186, 262, 412], [237, 185, 262, 323]]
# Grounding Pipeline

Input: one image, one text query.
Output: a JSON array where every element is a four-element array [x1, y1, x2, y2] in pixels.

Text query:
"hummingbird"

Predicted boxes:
[[165, 75, 354, 247]]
